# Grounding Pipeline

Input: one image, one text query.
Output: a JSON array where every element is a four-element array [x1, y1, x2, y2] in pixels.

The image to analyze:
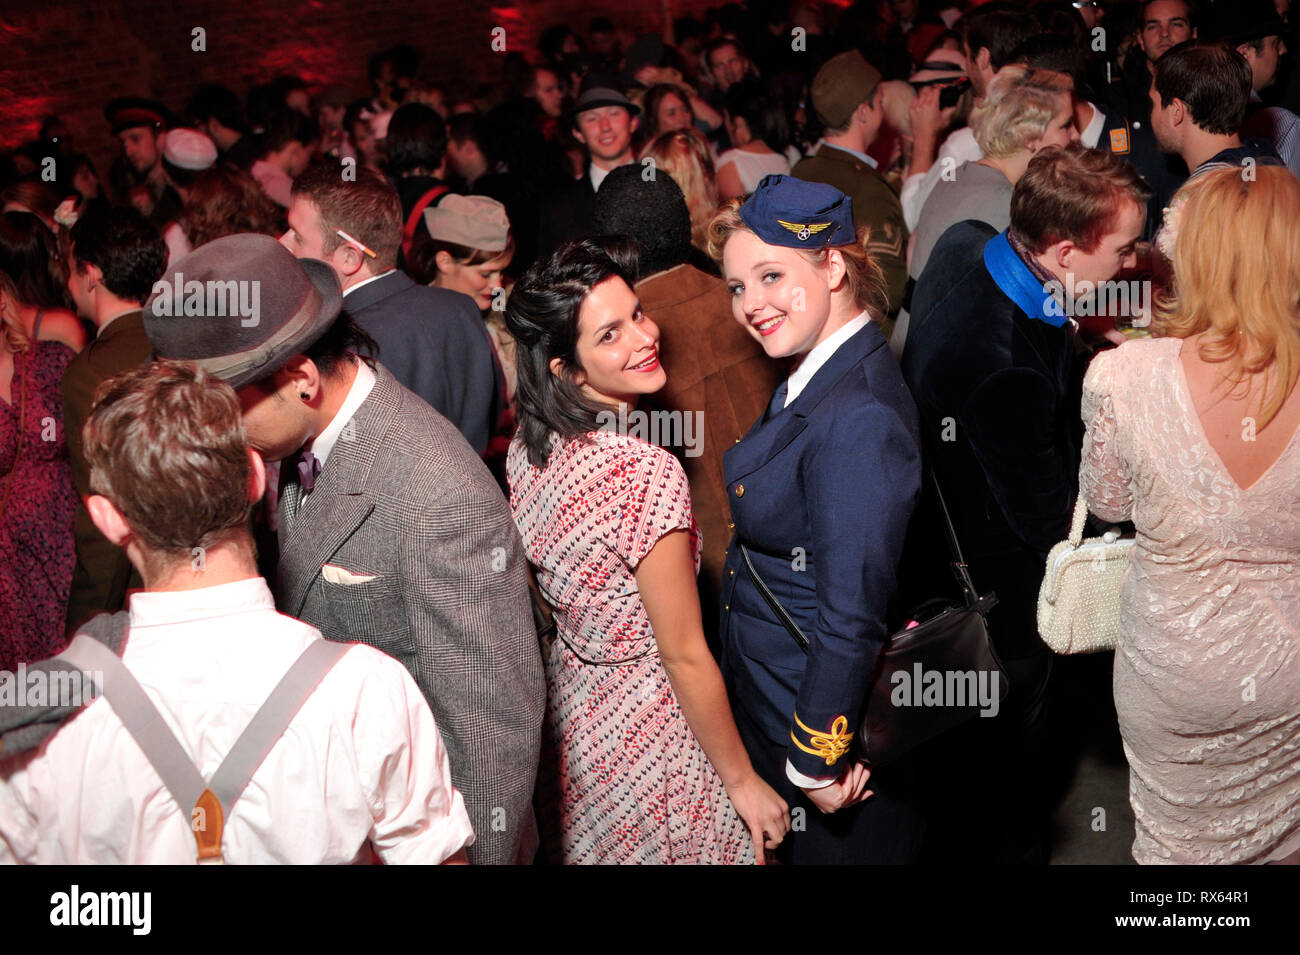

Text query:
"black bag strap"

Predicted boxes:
[[735, 467, 995, 658], [927, 469, 996, 615], [739, 544, 809, 653]]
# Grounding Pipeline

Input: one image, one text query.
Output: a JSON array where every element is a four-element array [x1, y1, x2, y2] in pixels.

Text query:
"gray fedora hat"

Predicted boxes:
[[144, 233, 342, 390]]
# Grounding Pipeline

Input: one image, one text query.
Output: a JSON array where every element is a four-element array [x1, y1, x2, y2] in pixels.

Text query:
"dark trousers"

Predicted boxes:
[[735, 707, 927, 864]]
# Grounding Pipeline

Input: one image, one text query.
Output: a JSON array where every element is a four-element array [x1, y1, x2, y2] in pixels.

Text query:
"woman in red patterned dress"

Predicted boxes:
[[505, 238, 789, 864]]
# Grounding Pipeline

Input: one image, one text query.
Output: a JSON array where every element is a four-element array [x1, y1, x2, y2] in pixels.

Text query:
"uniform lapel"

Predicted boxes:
[[724, 324, 883, 482]]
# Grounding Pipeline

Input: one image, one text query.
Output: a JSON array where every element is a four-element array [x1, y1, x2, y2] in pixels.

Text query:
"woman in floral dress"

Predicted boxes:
[[505, 238, 789, 864]]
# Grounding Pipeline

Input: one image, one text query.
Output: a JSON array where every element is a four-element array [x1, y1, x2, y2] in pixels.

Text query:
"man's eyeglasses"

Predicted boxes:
[[1072, 1, 1101, 8]]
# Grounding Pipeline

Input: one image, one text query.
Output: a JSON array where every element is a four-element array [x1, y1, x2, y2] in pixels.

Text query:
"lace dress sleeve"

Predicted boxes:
[[1080, 348, 1133, 523]]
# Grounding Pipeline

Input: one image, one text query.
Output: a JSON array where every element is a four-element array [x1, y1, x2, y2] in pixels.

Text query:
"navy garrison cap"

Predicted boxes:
[[740, 175, 854, 248]]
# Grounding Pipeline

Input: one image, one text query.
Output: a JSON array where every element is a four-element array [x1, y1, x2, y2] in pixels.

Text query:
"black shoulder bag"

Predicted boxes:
[[738, 470, 1008, 767]]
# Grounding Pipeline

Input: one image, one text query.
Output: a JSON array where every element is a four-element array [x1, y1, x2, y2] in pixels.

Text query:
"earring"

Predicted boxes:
[[300, 392, 310, 401]]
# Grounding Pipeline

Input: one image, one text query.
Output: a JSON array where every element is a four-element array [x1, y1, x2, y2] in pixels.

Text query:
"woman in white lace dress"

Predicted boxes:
[[1080, 167, 1300, 864]]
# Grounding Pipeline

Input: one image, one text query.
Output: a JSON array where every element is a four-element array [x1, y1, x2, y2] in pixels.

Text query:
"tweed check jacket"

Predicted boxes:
[[277, 361, 545, 865]]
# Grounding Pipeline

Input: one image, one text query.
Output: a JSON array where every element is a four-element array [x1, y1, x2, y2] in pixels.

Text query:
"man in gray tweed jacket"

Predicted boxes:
[[143, 234, 545, 865]]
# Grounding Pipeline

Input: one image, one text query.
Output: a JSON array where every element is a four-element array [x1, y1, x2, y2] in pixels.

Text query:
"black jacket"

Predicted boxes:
[[901, 222, 1086, 657]]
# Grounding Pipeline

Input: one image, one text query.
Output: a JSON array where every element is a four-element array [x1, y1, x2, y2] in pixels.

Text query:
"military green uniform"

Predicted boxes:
[[793, 145, 908, 318]]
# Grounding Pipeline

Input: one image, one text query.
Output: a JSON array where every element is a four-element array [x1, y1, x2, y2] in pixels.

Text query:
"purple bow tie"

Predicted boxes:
[[297, 450, 322, 492]]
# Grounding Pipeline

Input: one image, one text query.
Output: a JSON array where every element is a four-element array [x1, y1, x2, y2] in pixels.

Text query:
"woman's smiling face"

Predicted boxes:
[[722, 229, 842, 359], [556, 275, 666, 407]]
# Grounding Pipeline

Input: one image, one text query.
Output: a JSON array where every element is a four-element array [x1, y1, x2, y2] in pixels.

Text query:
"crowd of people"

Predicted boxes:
[[0, 0, 1297, 866]]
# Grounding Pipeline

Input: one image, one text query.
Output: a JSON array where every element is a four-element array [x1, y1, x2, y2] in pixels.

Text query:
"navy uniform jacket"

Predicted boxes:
[[719, 321, 921, 782], [344, 270, 500, 455]]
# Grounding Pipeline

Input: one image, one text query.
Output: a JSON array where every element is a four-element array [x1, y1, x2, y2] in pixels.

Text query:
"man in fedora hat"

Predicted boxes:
[[143, 234, 545, 866], [536, 74, 640, 259]]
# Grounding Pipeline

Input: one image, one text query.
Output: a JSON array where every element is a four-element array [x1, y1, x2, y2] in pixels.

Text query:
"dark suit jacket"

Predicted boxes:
[[792, 145, 909, 317], [719, 322, 921, 782], [635, 265, 786, 642], [344, 270, 499, 455], [61, 311, 150, 635], [1104, 64, 1189, 242], [902, 222, 1083, 658], [535, 173, 596, 262], [277, 362, 545, 865]]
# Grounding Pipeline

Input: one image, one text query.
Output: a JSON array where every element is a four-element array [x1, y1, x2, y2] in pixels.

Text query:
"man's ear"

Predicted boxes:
[[1054, 240, 1076, 272], [977, 47, 993, 76], [280, 354, 324, 404], [87, 494, 132, 548], [82, 261, 103, 293], [629, 113, 640, 134], [247, 447, 267, 504], [572, 127, 587, 147], [1170, 96, 1188, 126], [329, 241, 368, 281]]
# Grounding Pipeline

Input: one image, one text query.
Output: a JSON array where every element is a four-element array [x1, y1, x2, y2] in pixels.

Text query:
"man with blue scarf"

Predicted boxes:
[[901, 142, 1150, 864]]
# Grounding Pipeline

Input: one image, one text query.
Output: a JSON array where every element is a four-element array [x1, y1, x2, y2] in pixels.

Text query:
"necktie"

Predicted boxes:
[[297, 450, 322, 493], [766, 380, 789, 421]]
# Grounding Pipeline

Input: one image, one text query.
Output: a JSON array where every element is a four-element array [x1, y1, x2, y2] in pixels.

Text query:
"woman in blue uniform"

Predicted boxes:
[[709, 175, 924, 863]]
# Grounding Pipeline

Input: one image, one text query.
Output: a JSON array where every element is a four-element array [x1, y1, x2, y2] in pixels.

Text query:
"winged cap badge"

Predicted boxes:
[[777, 219, 833, 242]]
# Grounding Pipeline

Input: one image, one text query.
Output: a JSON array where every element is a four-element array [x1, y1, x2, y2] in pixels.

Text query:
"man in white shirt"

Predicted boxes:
[[0, 360, 473, 864]]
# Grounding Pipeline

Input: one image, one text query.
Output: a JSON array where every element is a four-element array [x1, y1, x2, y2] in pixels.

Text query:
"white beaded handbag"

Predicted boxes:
[[1037, 495, 1134, 653]]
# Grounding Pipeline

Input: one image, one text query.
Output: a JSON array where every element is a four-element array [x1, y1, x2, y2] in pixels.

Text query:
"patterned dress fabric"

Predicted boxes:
[[508, 429, 754, 864], [1081, 338, 1300, 864], [0, 341, 78, 670]]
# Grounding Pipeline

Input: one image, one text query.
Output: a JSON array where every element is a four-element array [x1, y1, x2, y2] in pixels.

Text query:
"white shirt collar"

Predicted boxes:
[[341, 269, 396, 297], [783, 311, 870, 407], [306, 358, 376, 471], [127, 577, 275, 637], [1080, 102, 1106, 150], [819, 140, 878, 169], [589, 163, 613, 192]]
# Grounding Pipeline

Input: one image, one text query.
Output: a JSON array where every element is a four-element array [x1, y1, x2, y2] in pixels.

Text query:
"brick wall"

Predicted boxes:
[[1, 0, 724, 178]]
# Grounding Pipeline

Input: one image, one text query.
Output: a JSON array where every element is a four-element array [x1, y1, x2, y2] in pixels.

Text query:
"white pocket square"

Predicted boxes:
[[321, 563, 378, 585]]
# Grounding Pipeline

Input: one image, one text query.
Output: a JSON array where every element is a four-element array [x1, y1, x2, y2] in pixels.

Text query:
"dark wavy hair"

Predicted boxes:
[[504, 236, 640, 468], [0, 211, 72, 309]]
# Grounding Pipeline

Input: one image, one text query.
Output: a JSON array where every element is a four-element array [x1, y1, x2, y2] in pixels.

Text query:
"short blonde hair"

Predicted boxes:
[[641, 130, 718, 250], [971, 66, 1074, 159], [706, 199, 890, 318], [1157, 166, 1300, 428]]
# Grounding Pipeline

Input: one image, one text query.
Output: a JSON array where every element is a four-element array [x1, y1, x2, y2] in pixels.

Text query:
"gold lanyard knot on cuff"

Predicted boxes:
[[791, 713, 853, 766]]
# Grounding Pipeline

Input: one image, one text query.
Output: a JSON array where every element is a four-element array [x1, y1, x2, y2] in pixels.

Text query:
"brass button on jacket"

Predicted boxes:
[[734, 484, 745, 498]]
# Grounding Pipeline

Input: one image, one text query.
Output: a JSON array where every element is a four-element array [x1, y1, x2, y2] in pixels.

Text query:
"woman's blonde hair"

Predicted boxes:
[[970, 66, 1074, 160], [0, 271, 31, 354], [1157, 165, 1300, 428], [706, 199, 890, 319], [640, 129, 718, 250]]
